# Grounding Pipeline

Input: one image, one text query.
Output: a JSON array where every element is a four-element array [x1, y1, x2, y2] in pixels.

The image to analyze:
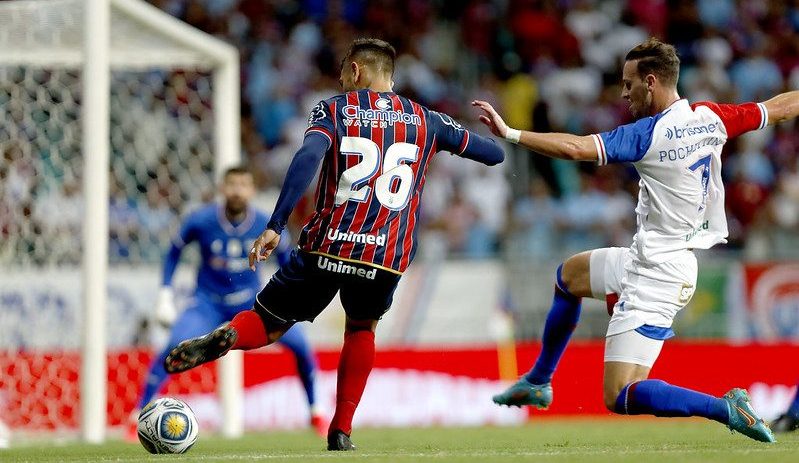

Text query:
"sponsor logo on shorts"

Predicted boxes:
[[317, 256, 377, 280], [678, 283, 695, 304]]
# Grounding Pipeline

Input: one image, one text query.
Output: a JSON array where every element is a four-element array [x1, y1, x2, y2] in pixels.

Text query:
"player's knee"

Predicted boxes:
[[602, 368, 635, 413], [603, 385, 623, 412], [559, 252, 591, 297]]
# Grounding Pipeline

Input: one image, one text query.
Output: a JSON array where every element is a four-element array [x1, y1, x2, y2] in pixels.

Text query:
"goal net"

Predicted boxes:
[[0, 0, 240, 441]]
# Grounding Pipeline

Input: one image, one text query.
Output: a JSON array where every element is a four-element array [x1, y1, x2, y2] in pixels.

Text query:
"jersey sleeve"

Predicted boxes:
[[275, 229, 293, 267], [428, 110, 470, 154], [162, 213, 196, 286], [591, 116, 658, 166], [305, 100, 335, 145], [691, 101, 768, 139], [171, 212, 198, 248]]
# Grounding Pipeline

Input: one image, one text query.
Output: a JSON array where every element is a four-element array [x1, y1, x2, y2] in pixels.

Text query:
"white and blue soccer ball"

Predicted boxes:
[[137, 397, 199, 454]]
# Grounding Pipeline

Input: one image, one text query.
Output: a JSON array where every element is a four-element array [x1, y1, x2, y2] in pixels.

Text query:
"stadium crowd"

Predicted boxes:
[[3, 0, 798, 264], [167, 0, 799, 261]]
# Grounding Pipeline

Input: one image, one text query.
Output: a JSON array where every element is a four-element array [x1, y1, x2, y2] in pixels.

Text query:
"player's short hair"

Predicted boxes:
[[223, 165, 252, 179], [625, 38, 680, 87], [343, 38, 396, 76]]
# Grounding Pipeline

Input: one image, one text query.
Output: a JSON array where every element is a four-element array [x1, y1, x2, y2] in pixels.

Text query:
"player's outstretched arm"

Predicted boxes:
[[249, 132, 328, 269], [472, 100, 597, 162], [459, 133, 505, 166], [763, 90, 799, 125]]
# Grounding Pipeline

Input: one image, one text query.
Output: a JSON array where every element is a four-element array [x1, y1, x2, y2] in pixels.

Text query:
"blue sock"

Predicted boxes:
[[138, 350, 170, 409], [524, 264, 582, 385], [615, 379, 729, 424], [278, 325, 318, 408], [136, 304, 222, 410], [787, 385, 799, 418]]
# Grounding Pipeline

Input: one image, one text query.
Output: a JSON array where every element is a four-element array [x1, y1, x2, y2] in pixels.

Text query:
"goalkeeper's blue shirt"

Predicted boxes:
[[162, 204, 291, 309]]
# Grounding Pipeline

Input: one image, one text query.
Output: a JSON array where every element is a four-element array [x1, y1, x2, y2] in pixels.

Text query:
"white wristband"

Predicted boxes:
[[505, 128, 521, 144]]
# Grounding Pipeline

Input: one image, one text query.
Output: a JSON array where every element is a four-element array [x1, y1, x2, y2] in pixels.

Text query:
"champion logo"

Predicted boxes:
[[375, 98, 392, 110]]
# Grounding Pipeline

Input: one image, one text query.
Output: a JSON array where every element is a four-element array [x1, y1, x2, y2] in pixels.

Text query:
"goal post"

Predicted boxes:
[[0, 0, 242, 443], [81, 0, 110, 444]]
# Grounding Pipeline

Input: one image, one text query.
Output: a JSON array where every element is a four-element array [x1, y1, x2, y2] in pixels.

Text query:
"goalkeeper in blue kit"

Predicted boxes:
[[128, 166, 326, 440]]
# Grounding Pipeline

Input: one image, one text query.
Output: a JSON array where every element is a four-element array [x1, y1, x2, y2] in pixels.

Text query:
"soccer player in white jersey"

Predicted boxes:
[[474, 38, 799, 443]]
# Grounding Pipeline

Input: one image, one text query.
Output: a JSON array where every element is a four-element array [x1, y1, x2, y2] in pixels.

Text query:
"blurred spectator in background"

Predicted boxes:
[[6, 0, 799, 265]]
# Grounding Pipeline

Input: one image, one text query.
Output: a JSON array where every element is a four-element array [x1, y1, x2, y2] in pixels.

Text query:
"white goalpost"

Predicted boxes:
[[0, 0, 242, 443], [81, 0, 111, 444]]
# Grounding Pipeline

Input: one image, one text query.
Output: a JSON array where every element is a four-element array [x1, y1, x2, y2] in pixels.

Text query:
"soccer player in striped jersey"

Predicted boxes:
[[129, 167, 325, 440], [164, 38, 505, 450], [476, 38, 799, 443]]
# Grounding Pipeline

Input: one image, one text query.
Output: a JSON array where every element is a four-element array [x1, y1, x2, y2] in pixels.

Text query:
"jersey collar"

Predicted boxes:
[[217, 205, 256, 236]]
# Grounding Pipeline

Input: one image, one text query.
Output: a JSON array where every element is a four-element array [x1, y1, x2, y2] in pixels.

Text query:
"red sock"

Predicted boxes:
[[229, 310, 269, 350], [328, 330, 375, 436]]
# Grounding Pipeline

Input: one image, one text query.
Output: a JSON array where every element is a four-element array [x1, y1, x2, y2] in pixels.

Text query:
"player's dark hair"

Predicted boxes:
[[223, 165, 251, 178], [343, 38, 396, 76], [625, 38, 680, 87]]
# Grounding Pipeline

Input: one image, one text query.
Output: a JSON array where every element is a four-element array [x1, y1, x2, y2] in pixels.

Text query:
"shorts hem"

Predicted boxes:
[[602, 355, 657, 368]]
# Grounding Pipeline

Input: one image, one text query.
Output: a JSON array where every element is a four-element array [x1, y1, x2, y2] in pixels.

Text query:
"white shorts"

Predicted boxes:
[[604, 328, 664, 367], [589, 247, 697, 338]]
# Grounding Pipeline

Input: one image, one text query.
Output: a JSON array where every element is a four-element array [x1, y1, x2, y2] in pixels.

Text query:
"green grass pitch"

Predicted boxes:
[[4, 418, 798, 463]]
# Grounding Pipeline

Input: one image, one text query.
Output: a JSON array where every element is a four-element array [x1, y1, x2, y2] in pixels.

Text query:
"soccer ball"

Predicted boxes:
[[137, 397, 199, 454]]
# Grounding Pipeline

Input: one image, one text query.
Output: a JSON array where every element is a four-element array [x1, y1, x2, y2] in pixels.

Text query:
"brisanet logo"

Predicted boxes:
[[665, 122, 720, 140]]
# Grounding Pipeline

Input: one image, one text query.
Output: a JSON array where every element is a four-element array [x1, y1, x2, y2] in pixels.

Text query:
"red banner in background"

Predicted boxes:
[[740, 263, 799, 339], [2, 342, 799, 430]]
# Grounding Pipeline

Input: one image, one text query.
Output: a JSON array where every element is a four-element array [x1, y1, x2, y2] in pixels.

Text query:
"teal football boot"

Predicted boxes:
[[723, 388, 775, 443], [492, 378, 553, 409]]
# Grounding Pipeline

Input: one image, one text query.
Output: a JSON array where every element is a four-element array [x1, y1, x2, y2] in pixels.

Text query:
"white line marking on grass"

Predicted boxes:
[[84, 446, 795, 463]]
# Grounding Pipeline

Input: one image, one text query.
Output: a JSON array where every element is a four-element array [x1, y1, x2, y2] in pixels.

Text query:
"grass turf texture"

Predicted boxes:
[[4, 419, 797, 463]]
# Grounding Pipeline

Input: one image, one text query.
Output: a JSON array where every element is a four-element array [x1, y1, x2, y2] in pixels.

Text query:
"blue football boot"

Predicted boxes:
[[723, 388, 775, 443], [492, 378, 553, 409]]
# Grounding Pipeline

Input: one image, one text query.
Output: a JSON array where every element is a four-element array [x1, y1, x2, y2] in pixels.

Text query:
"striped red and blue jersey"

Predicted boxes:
[[298, 89, 473, 274]]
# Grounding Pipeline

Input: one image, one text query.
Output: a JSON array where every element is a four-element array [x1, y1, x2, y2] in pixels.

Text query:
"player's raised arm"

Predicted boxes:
[[472, 100, 597, 162], [763, 90, 799, 125]]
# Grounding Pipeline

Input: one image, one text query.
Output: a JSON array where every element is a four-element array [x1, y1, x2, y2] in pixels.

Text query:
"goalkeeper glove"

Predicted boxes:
[[156, 287, 177, 327]]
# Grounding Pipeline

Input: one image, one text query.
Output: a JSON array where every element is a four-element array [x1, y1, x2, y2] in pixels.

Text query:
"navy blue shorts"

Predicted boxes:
[[254, 249, 401, 324]]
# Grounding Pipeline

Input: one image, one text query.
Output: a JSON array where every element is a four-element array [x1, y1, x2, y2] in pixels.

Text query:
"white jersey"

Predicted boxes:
[[591, 99, 768, 264]]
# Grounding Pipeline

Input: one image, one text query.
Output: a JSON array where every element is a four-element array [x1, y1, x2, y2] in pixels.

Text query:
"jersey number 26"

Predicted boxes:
[[334, 136, 419, 211]]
